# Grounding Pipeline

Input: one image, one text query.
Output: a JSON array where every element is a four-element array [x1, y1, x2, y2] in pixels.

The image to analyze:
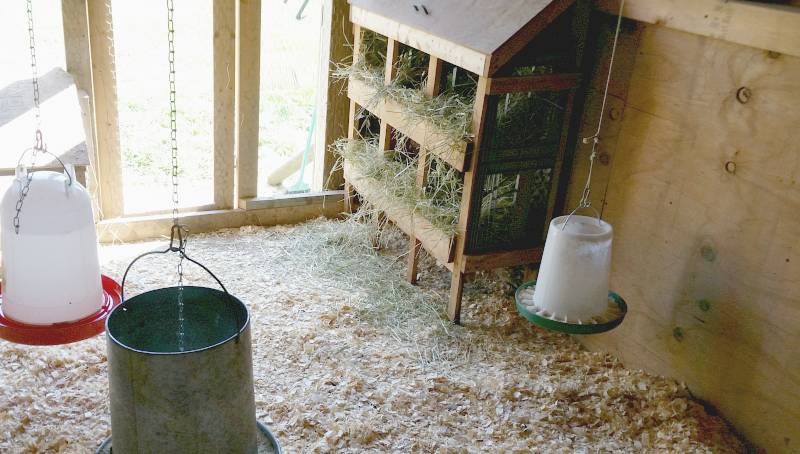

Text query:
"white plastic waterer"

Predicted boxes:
[[531, 213, 613, 323], [0, 164, 103, 325]]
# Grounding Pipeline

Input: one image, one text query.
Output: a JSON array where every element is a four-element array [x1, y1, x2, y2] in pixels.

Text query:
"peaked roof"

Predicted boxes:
[[348, 0, 577, 76]]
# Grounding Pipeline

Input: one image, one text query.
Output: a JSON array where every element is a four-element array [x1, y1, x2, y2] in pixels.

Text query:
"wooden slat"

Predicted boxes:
[[487, 0, 578, 76], [235, 0, 261, 199], [347, 76, 469, 171], [96, 201, 344, 244], [487, 73, 581, 95], [213, 0, 236, 208], [87, 0, 123, 219], [350, 5, 489, 77], [577, 25, 800, 454], [343, 161, 455, 270], [462, 247, 543, 274], [448, 76, 491, 323], [238, 190, 345, 210], [598, 0, 800, 59], [312, 0, 351, 191], [378, 38, 399, 153]]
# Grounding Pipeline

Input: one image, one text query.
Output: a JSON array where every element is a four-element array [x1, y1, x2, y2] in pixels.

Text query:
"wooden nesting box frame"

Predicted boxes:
[[344, 0, 597, 322]]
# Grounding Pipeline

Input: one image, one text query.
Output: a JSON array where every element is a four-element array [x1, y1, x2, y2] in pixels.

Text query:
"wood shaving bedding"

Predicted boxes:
[[0, 219, 746, 453]]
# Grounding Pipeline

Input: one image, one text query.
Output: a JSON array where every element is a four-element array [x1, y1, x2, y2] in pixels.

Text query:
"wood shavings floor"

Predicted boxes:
[[0, 219, 747, 453]]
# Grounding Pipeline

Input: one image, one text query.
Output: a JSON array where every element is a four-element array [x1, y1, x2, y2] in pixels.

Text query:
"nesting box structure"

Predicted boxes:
[[343, 0, 595, 321]]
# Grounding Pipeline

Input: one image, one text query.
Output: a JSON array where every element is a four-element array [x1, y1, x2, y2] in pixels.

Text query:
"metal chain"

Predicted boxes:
[[578, 0, 625, 209], [14, 0, 47, 234]]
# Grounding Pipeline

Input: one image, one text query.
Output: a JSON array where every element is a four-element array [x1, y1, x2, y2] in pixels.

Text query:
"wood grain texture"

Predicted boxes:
[[214, 0, 236, 208], [87, 0, 123, 219], [576, 25, 800, 454], [350, 5, 488, 76], [235, 0, 261, 200], [349, 0, 571, 57], [96, 202, 344, 244], [598, 0, 800, 59], [313, 0, 351, 191]]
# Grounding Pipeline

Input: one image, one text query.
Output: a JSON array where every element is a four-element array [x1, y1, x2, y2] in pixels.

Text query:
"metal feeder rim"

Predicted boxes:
[[105, 285, 250, 356], [514, 280, 627, 335], [0, 275, 122, 345], [94, 421, 282, 454]]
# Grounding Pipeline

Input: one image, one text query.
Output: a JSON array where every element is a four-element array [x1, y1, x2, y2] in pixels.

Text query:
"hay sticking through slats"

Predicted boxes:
[[333, 28, 476, 162], [0, 219, 746, 453], [332, 137, 463, 237]]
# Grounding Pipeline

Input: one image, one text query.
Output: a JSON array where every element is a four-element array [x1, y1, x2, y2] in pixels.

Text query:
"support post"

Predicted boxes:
[[214, 0, 236, 208], [235, 0, 261, 202], [313, 0, 352, 191], [86, 0, 123, 219]]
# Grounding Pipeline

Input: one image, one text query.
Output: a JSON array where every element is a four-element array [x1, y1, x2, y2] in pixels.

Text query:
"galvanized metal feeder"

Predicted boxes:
[[97, 2, 281, 451], [98, 227, 280, 453]]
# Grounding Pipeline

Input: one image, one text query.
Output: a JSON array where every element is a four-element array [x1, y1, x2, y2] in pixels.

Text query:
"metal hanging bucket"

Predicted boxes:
[[103, 231, 280, 454]]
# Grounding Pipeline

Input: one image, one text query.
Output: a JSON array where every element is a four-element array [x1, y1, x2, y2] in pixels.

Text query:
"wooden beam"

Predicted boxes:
[[462, 247, 543, 274], [86, 0, 123, 219], [348, 76, 469, 171], [238, 190, 344, 210], [96, 202, 344, 244], [488, 0, 578, 76], [598, 0, 800, 59], [213, 0, 236, 208], [349, 5, 490, 77], [378, 38, 400, 153], [62, 0, 100, 219], [313, 0, 351, 191], [448, 76, 491, 323], [235, 0, 261, 200], [487, 73, 582, 95]]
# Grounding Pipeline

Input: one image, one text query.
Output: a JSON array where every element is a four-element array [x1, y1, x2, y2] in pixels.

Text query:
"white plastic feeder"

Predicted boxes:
[[0, 164, 103, 325], [531, 213, 613, 324]]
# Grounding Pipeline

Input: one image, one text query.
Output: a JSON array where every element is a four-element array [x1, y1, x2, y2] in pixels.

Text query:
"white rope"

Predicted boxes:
[[578, 0, 625, 209]]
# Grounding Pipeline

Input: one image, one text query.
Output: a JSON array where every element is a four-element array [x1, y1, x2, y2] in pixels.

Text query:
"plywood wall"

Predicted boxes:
[[572, 23, 800, 454]]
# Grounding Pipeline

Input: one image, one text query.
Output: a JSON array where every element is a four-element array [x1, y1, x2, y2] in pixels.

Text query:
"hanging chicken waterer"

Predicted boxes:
[[0, 164, 121, 345], [96, 228, 281, 454], [515, 210, 626, 334]]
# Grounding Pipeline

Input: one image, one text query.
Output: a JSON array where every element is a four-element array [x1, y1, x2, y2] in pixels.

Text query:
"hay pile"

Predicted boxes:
[[0, 218, 746, 453]]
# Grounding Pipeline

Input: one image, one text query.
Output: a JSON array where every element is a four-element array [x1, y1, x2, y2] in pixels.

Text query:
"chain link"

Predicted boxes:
[[167, 0, 179, 225], [15, 0, 46, 234]]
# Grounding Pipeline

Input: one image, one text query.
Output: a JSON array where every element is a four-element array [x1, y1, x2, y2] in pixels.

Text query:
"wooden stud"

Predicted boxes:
[[447, 76, 491, 323], [597, 0, 800, 59], [235, 0, 261, 200], [213, 0, 236, 209], [312, 0, 352, 191], [408, 56, 444, 284], [86, 0, 123, 219]]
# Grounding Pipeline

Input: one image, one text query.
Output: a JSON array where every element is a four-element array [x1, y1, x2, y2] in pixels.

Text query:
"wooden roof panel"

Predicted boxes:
[[348, 0, 575, 56]]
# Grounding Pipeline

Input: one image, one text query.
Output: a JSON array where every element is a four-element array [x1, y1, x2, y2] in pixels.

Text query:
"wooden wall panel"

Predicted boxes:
[[235, 0, 261, 200], [575, 25, 800, 454]]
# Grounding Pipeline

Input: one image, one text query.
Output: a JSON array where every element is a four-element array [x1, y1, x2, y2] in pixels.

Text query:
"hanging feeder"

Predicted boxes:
[[99, 1, 280, 450], [99, 230, 280, 453], [515, 210, 626, 335], [0, 164, 121, 345], [515, 0, 628, 335]]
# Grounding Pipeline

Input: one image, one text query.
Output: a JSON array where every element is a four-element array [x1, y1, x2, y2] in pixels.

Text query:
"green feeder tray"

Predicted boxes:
[[514, 280, 627, 335]]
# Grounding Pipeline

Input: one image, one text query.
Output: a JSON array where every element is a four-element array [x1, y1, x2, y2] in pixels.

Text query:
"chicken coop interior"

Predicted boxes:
[[0, 0, 799, 453]]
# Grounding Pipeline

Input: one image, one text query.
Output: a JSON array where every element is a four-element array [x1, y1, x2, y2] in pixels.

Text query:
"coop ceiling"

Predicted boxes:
[[348, 0, 578, 76]]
